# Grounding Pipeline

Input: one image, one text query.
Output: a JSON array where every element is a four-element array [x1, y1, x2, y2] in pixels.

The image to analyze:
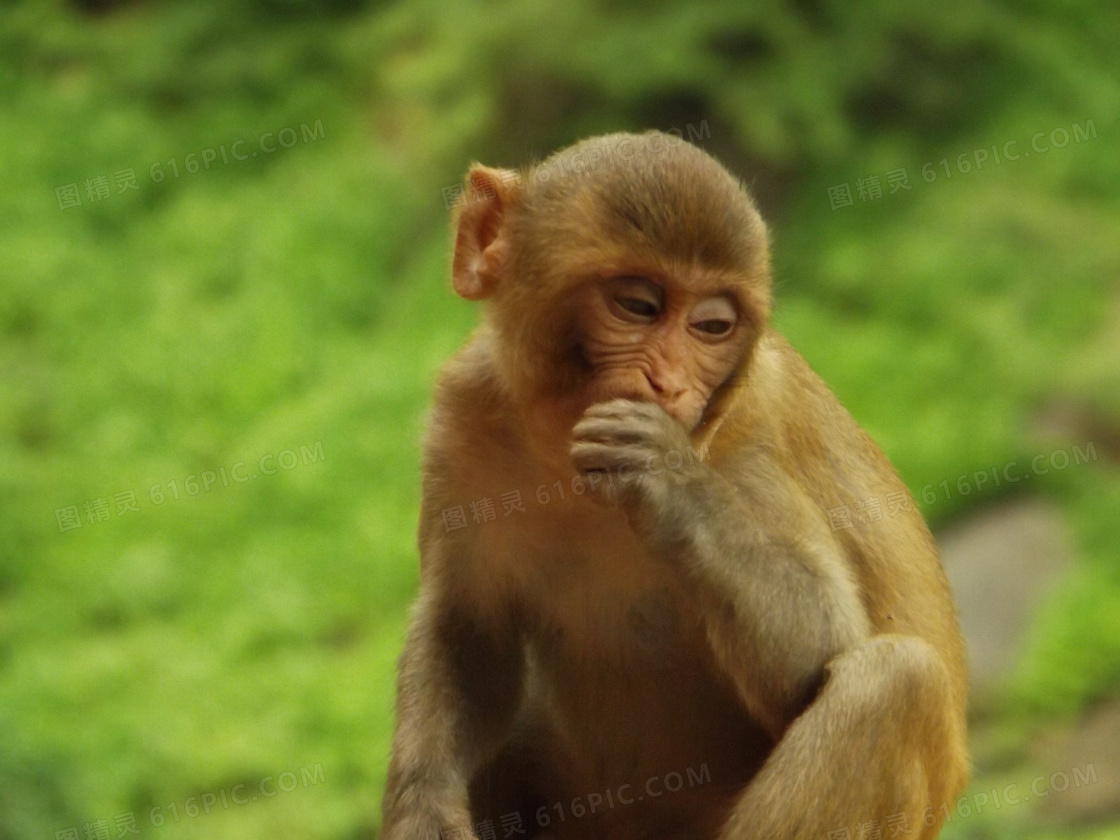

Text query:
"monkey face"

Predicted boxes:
[[572, 273, 749, 431]]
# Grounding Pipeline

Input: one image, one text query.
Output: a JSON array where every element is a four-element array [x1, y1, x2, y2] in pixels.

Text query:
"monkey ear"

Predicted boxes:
[[451, 166, 520, 301]]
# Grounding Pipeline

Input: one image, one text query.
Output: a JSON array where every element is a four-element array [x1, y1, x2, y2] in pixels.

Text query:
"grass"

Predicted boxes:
[[2, 2, 1119, 838]]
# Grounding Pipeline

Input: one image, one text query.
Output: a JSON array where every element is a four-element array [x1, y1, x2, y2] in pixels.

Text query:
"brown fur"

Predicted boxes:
[[382, 132, 968, 840]]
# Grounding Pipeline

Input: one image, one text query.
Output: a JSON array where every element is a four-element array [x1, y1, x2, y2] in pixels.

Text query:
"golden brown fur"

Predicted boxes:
[[382, 132, 968, 840]]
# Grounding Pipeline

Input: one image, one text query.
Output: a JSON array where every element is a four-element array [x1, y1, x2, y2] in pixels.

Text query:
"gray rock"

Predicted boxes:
[[937, 497, 1075, 699], [1036, 700, 1120, 823]]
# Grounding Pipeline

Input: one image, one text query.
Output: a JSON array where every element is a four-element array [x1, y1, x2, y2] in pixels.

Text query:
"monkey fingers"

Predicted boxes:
[[574, 399, 688, 448], [571, 400, 697, 514], [569, 439, 655, 478]]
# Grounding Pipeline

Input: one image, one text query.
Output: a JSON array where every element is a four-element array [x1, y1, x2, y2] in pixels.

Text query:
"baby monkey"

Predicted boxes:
[[382, 132, 968, 840]]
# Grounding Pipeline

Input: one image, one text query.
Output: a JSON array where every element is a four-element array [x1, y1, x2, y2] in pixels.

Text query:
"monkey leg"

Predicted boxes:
[[468, 711, 570, 840], [718, 635, 968, 840]]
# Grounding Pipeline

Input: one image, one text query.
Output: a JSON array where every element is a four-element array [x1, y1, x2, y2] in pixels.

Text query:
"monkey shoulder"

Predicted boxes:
[[739, 332, 922, 517], [719, 333, 955, 640], [421, 337, 523, 487]]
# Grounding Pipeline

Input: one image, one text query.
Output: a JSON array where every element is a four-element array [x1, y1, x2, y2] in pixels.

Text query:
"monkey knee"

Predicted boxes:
[[813, 635, 964, 804], [827, 635, 953, 719], [865, 637, 970, 801], [876, 635, 947, 690]]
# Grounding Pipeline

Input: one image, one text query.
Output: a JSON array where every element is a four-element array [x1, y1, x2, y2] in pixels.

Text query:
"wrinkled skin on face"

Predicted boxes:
[[572, 274, 748, 431]]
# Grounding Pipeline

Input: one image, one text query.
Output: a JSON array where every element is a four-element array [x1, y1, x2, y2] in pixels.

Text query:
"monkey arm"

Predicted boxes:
[[572, 399, 871, 739], [381, 561, 525, 839], [648, 455, 872, 739]]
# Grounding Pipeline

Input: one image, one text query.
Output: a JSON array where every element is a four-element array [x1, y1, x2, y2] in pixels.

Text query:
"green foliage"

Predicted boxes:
[[1, 1, 1118, 838]]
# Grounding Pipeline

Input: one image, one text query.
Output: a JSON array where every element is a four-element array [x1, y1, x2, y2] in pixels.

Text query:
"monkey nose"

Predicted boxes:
[[646, 371, 686, 401]]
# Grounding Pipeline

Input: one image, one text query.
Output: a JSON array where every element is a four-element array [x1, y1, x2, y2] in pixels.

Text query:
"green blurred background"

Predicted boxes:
[[2, 0, 1119, 837]]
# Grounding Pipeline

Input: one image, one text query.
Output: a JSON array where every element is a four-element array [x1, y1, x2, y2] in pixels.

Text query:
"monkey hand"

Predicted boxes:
[[570, 398, 701, 521]]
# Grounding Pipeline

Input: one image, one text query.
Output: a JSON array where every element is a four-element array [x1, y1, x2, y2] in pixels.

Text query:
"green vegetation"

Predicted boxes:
[[1, 1, 1117, 837]]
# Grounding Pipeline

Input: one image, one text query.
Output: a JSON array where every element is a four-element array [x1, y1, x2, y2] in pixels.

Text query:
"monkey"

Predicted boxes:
[[381, 131, 969, 840]]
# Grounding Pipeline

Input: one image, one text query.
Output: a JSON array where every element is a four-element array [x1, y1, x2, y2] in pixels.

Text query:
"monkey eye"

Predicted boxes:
[[608, 277, 663, 322], [617, 297, 660, 318], [689, 297, 738, 340], [694, 319, 734, 336]]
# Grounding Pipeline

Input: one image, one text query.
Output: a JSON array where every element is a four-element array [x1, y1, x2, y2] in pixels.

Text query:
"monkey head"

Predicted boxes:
[[450, 131, 772, 439]]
